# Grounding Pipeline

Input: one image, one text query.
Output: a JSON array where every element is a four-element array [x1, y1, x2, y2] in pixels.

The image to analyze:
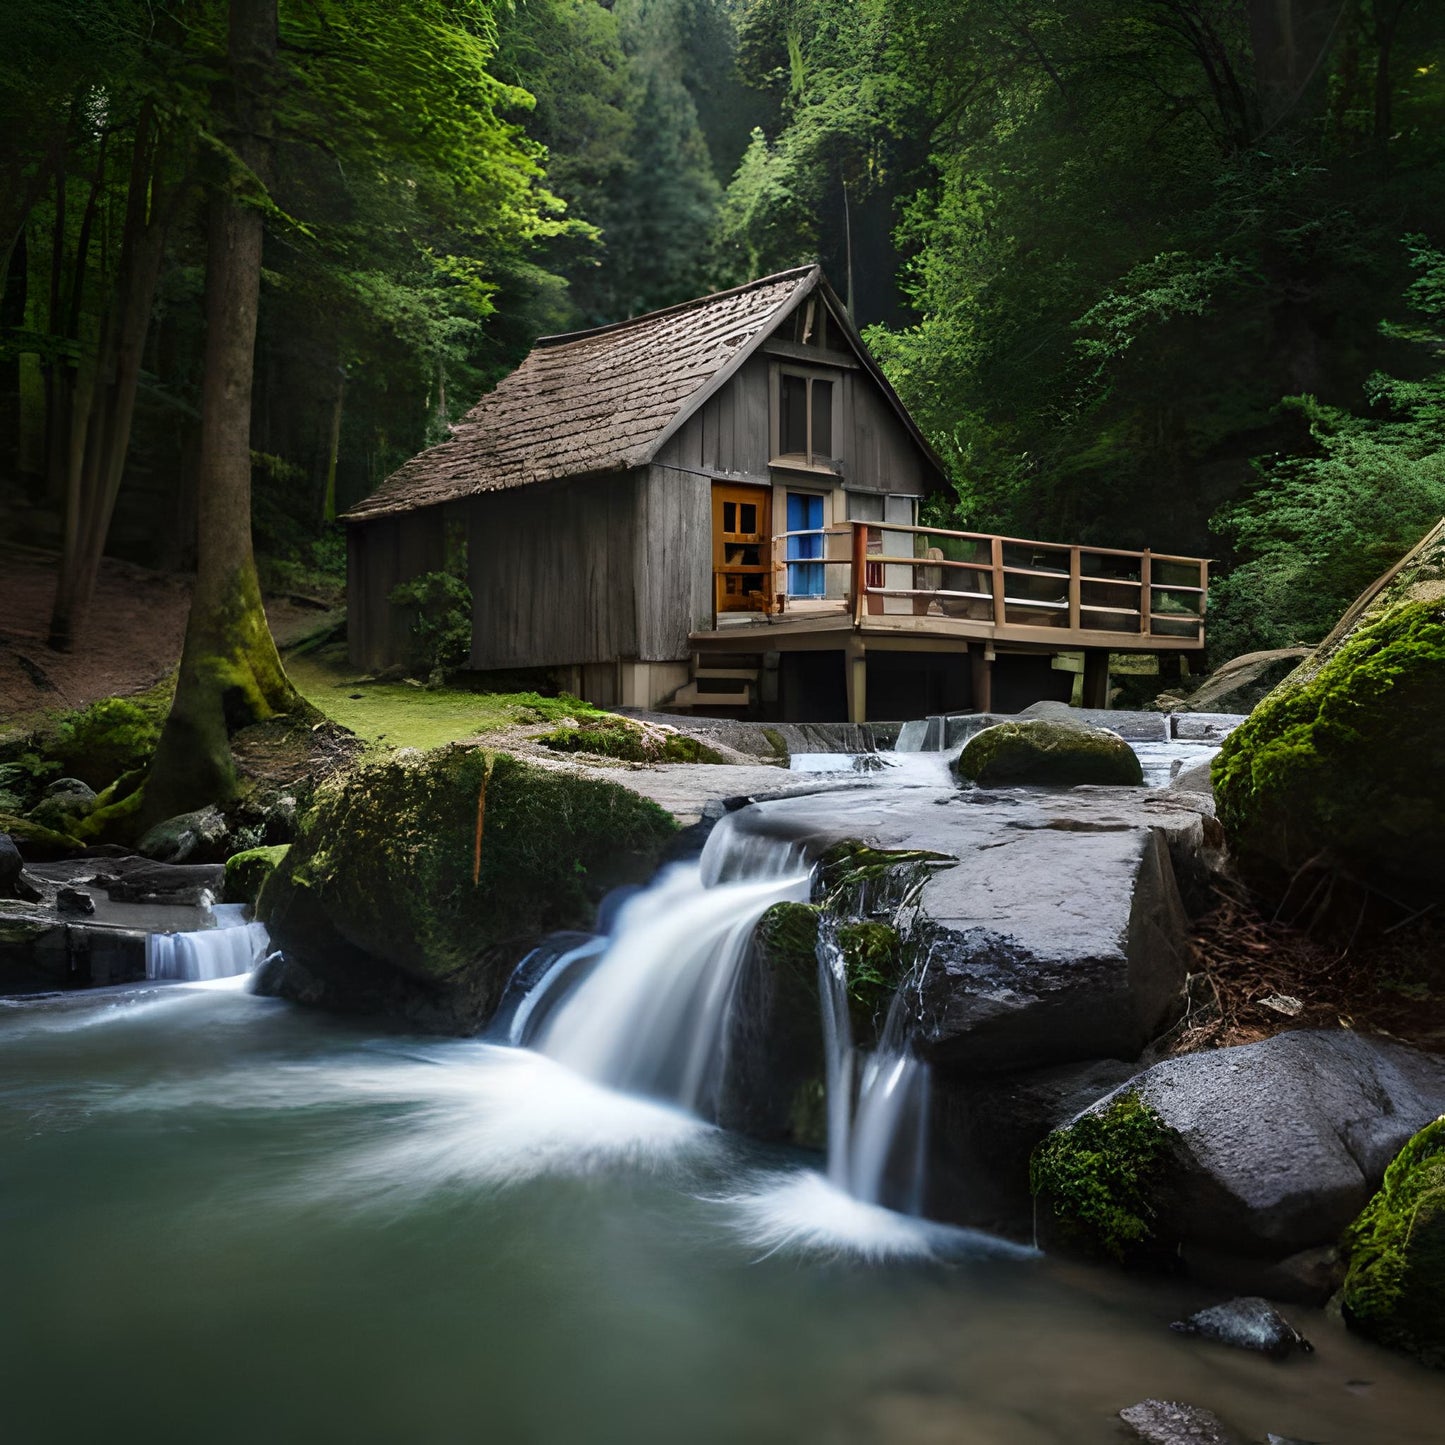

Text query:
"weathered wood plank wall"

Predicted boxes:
[[468, 472, 641, 670], [636, 463, 712, 659], [347, 507, 449, 669]]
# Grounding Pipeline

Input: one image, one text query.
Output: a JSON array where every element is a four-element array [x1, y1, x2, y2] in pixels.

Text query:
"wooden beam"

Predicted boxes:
[[970, 642, 993, 714], [1082, 648, 1110, 709], [845, 635, 867, 724]]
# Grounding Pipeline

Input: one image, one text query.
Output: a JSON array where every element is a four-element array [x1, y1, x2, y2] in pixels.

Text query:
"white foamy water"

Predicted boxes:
[[145, 901, 271, 982], [534, 815, 811, 1114]]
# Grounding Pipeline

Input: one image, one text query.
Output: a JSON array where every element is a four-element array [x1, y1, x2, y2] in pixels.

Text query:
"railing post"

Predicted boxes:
[[1140, 549, 1152, 636], [851, 521, 867, 625], [1068, 545, 1081, 633], [1198, 559, 1209, 647], [990, 535, 1005, 626]]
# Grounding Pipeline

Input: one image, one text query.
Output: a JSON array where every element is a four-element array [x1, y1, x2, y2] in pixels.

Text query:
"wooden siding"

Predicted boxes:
[[347, 507, 449, 670], [654, 355, 772, 478], [468, 472, 641, 671], [636, 463, 713, 660]]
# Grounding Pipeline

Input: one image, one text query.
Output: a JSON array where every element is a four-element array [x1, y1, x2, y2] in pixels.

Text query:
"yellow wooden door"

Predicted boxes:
[[712, 484, 773, 613]]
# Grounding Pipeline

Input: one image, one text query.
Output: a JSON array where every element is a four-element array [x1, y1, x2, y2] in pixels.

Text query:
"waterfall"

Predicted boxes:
[[896, 716, 945, 753], [816, 922, 931, 1213], [533, 814, 811, 1115], [145, 903, 271, 982]]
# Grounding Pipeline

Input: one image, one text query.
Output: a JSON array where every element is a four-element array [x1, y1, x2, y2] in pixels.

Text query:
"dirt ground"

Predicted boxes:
[[0, 543, 333, 729]]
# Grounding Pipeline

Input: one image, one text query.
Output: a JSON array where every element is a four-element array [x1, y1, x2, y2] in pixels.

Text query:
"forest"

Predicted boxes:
[[3, 1, 1444, 667]]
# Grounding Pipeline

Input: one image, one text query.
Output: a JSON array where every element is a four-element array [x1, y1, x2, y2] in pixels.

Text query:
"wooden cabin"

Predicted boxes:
[[345, 267, 1208, 721]]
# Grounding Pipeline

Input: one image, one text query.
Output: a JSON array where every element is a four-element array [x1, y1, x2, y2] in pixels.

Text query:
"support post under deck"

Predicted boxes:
[[845, 636, 867, 724], [969, 642, 993, 714], [1082, 648, 1110, 709]]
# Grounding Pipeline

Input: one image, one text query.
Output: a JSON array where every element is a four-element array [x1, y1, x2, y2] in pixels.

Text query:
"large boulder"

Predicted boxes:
[[955, 718, 1143, 788], [27, 777, 97, 835], [1340, 1115, 1445, 1367], [1213, 519, 1445, 909], [1161, 647, 1309, 715], [1033, 1031, 1445, 1271], [257, 746, 677, 1031], [727, 785, 1202, 1075], [137, 805, 229, 864], [0, 833, 43, 903]]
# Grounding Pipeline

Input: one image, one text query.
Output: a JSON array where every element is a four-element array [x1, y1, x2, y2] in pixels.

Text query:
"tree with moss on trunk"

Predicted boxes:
[[141, 0, 307, 825]]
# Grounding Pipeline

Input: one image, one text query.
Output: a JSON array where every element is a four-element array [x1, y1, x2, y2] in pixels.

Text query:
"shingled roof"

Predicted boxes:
[[344, 266, 822, 522]]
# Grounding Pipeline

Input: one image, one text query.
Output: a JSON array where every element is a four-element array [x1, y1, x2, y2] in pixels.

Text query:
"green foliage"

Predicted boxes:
[[388, 570, 473, 677], [1211, 595, 1445, 902], [836, 920, 902, 1019], [0, 755, 61, 815], [1341, 1115, 1445, 1366], [269, 745, 678, 980], [1031, 1092, 1180, 1262], [48, 693, 169, 792], [538, 716, 727, 764], [1208, 242, 1445, 661]]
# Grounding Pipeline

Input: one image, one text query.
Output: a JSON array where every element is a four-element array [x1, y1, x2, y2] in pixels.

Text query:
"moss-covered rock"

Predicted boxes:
[[1213, 595, 1445, 905], [0, 811, 85, 860], [1340, 1115, 1445, 1367], [1030, 1091, 1181, 1262], [48, 693, 165, 791], [224, 844, 290, 907], [258, 745, 677, 1029], [955, 719, 1143, 788], [538, 716, 726, 764], [837, 920, 904, 1033]]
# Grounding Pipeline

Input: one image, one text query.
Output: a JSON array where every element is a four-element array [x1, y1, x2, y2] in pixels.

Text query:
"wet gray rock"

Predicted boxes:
[[137, 805, 229, 864], [96, 858, 226, 907], [1171, 1296, 1313, 1359], [1165, 647, 1308, 716], [729, 785, 1209, 1074], [1019, 700, 1170, 741], [1171, 712, 1246, 742], [0, 833, 43, 903], [1093, 1031, 1445, 1258], [1119, 1399, 1241, 1444], [55, 886, 95, 915]]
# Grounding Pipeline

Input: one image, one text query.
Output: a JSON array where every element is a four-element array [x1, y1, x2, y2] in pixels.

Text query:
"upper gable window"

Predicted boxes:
[[775, 366, 836, 469]]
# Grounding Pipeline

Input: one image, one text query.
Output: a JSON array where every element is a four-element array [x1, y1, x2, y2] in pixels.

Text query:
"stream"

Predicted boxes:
[[3, 736, 1444, 1443]]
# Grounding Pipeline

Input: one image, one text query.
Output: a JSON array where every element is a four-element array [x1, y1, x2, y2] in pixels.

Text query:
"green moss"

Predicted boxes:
[[285, 651, 608, 751], [264, 745, 677, 982], [1341, 1116, 1445, 1366], [539, 717, 726, 764], [1030, 1092, 1181, 1262], [837, 921, 903, 1022], [32, 679, 174, 793], [753, 901, 822, 984], [955, 719, 1143, 788], [73, 768, 147, 842], [224, 844, 291, 907], [0, 811, 84, 859], [761, 727, 790, 763], [1213, 599, 1445, 898], [816, 840, 953, 911]]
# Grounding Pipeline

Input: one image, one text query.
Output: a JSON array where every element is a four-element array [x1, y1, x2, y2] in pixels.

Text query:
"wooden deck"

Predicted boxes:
[[688, 521, 1209, 718]]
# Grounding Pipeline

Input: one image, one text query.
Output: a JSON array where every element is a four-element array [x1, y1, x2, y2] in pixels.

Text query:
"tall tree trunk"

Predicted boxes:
[[48, 106, 176, 650], [143, 0, 303, 826]]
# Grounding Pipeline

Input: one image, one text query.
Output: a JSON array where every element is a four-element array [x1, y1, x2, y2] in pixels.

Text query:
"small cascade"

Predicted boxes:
[[145, 902, 271, 982], [895, 716, 946, 753], [533, 814, 811, 1115], [816, 923, 931, 1213]]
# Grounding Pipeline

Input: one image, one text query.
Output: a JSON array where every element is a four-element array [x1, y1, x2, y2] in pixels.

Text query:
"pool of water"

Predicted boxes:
[[2, 981, 1441, 1445]]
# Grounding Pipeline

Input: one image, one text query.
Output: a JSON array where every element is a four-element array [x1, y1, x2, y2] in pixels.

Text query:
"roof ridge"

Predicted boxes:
[[533, 265, 819, 350]]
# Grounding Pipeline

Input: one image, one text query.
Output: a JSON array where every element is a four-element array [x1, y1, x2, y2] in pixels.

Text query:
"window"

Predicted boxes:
[[774, 368, 836, 468], [785, 492, 825, 597]]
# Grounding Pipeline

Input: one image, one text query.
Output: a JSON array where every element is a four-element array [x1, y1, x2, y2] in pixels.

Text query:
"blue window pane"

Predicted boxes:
[[785, 492, 825, 596]]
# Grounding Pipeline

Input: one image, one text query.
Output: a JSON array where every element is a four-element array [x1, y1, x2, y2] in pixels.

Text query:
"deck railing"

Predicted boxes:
[[713, 520, 1209, 646]]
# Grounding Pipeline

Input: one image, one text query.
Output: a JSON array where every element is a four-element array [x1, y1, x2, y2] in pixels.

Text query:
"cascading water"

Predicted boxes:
[[145, 901, 271, 982], [817, 921, 931, 1214], [530, 814, 812, 1115]]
